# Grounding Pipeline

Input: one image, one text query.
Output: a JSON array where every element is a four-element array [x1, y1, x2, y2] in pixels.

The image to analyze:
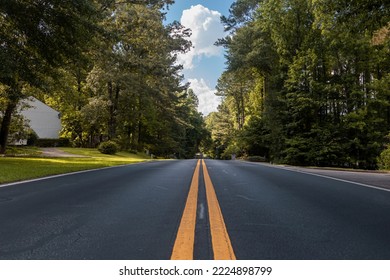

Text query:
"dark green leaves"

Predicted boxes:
[[212, 0, 390, 168]]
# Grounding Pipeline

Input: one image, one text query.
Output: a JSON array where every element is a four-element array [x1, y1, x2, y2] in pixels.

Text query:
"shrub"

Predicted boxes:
[[378, 147, 390, 170], [27, 131, 38, 146], [35, 138, 70, 147], [98, 141, 119, 155], [247, 155, 267, 162]]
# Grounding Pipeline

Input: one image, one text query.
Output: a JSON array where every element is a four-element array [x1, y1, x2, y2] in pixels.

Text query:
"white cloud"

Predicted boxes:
[[189, 78, 221, 116], [177, 5, 225, 69]]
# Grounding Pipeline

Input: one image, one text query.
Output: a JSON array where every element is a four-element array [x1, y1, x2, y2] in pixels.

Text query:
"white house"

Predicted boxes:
[[20, 97, 61, 139]]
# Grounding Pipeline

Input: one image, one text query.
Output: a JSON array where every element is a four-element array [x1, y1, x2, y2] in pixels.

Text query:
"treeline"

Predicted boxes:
[[206, 0, 390, 169], [0, 0, 208, 158]]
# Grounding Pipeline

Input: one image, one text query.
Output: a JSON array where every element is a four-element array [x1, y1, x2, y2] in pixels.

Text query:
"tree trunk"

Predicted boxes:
[[0, 100, 18, 154], [108, 82, 119, 140], [112, 84, 120, 138], [137, 118, 142, 148]]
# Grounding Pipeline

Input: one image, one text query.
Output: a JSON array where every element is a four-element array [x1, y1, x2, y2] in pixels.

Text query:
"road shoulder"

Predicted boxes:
[[242, 161, 390, 191]]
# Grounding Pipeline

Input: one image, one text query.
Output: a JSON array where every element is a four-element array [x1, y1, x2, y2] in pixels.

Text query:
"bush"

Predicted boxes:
[[98, 141, 119, 155], [35, 138, 70, 147], [27, 131, 38, 146], [247, 156, 267, 162], [378, 148, 390, 170]]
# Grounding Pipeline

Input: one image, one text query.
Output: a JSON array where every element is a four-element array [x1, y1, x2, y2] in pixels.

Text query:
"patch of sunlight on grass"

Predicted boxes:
[[60, 147, 150, 160], [0, 148, 153, 184]]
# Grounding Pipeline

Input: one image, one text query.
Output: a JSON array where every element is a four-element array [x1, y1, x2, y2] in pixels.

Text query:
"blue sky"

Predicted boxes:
[[164, 1, 234, 23], [163, 1, 235, 115]]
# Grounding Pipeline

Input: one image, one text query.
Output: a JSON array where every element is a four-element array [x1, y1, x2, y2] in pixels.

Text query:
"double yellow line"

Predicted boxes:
[[171, 159, 236, 260]]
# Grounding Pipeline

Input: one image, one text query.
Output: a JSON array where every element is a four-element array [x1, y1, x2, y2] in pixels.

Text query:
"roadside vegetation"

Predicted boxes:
[[0, 147, 151, 184], [0, 0, 207, 159], [378, 146, 390, 170], [204, 0, 390, 170], [2, 146, 42, 157]]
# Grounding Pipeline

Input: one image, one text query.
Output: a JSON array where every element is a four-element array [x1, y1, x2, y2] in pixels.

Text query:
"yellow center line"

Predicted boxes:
[[202, 159, 236, 260], [171, 159, 236, 260], [170, 159, 200, 260]]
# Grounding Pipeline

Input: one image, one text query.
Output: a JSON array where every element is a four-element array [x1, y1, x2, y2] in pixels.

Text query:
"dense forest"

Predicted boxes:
[[206, 0, 390, 169], [0, 0, 208, 158]]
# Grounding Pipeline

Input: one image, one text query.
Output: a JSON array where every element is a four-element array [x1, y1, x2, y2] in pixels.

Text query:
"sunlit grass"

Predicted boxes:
[[60, 147, 150, 161], [0, 148, 151, 184]]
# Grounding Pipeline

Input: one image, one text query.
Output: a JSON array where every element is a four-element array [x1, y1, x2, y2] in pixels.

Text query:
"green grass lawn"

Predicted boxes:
[[0, 148, 151, 184], [3, 146, 42, 157]]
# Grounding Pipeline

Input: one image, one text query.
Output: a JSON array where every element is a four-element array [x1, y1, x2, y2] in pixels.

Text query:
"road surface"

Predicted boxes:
[[1, 159, 390, 259]]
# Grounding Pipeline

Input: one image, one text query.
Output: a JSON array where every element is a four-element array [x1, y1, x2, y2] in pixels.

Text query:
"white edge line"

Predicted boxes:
[[241, 161, 390, 193], [0, 161, 150, 188]]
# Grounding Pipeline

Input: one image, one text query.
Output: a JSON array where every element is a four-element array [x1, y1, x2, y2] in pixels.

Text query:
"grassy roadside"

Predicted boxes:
[[0, 148, 151, 184]]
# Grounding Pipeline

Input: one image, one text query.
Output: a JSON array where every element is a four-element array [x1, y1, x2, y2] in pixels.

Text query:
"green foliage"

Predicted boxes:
[[240, 116, 271, 159], [0, 0, 100, 153], [27, 130, 38, 146], [213, 0, 390, 168], [378, 147, 390, 170], [246, 156, 266, 162], [98, 141, 119, 155], [204, 104, 234, 159], [4, 112, 30, 144], [0, 0, 205, 157], [222, 141, 244, 159], [35, 138, 70, 148], [80, 97, 110, 147]]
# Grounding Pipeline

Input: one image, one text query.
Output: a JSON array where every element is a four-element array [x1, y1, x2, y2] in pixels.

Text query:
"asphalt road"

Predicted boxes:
[[1, 159, 390, 260]]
